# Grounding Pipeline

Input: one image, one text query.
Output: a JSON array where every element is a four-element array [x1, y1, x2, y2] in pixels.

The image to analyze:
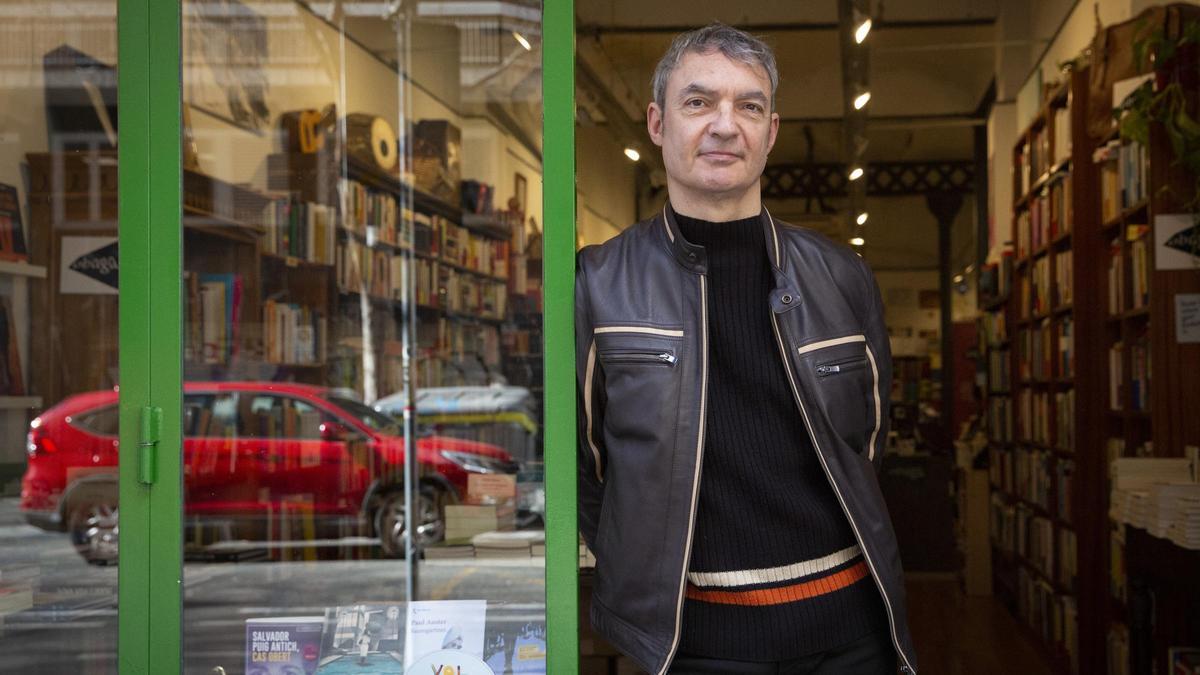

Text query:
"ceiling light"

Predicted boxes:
[[856, 212, 869, 226], [855, 18, 872, 44], [623, 147, 640, 162], [848, 166, 864, 181], [953, 274, 965, 284], [513, 31, 532, 51], [850, 236, 865, 247], [853, 91, 871, 110]]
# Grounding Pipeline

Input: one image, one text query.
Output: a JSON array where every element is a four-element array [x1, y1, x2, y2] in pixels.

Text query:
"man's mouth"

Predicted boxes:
[[701, 151, 741, 160]]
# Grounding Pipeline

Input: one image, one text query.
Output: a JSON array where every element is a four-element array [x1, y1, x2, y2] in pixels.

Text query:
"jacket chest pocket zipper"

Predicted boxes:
[[601, 350, 678, 366], [816, 357, 867, 376]]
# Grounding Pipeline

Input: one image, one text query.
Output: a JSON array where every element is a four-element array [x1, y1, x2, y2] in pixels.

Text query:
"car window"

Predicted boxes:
[[239, 395, 326, 440], [184, 393, 238, 438], [69, 405, 120, 436]]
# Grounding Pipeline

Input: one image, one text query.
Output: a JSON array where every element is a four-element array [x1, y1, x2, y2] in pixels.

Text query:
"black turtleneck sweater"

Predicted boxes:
[[674, 208, 888, 661]]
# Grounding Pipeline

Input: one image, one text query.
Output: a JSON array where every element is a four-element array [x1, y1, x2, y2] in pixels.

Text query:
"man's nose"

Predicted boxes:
[[708, 102, 737, 137]]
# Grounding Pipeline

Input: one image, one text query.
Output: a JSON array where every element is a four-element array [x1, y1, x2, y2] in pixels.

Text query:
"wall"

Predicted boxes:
[[576, 124, 637, 247], [186, 4, 461, 191]]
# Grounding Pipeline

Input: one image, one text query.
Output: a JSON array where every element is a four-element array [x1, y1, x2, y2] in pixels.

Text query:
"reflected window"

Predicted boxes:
[[68, 405, 119, 437]]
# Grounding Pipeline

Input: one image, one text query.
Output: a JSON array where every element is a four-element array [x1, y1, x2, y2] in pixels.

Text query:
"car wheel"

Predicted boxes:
[[67, 498, 119, 566], [375, 486, 446, 557]]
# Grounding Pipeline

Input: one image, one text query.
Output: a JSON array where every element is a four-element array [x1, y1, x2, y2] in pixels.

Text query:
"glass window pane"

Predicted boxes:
[[180, 1, 546, 672], [0, 1, 120, 671]]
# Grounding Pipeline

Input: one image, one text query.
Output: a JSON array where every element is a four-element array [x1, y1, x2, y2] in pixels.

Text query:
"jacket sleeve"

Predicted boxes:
[[858, 258, 893, 474], [576, 251, 606, 551]]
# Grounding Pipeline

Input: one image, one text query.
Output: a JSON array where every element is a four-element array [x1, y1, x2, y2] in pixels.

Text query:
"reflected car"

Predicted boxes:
[[19, 382, 519, 564]]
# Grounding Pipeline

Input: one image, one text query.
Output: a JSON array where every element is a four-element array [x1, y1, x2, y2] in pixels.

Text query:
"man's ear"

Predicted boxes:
[[766, 111, 780, 155], [647, 102, 664, 147]]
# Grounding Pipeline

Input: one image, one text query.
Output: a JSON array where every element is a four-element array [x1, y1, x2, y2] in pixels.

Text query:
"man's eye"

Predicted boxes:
[[686, 99, 705, 108], [745, 104, 763, 113]]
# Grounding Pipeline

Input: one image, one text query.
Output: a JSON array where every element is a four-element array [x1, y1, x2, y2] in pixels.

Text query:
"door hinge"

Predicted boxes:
[[139, 405, 162, 485]]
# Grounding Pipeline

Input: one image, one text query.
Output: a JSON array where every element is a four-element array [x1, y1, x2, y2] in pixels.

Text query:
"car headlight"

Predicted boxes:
[[440, 450, 513, 474]]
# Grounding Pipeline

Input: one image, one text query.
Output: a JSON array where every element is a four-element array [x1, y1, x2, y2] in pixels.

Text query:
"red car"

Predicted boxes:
[[20, 382, 518, 564]]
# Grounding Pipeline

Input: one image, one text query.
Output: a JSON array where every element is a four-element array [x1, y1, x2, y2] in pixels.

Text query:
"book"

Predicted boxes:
[[318, 604, 405, 671], [0, 297, 24, 395], [245, 616, 324, 675], [0, 183, 29, 262], [404, 600, 487, 669]]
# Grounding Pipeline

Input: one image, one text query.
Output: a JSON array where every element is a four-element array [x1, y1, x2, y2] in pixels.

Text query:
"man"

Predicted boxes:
[[575, 23, 917, 675]]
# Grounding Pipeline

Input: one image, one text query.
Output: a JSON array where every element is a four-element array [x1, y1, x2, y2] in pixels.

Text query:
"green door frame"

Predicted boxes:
[[118, 0, 184, 671], [543, 0, 579, 672], [115, 1, 575, 672]]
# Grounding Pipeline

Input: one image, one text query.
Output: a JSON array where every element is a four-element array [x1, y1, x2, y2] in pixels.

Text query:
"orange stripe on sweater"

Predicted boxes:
[[685, 561, 870, 606]]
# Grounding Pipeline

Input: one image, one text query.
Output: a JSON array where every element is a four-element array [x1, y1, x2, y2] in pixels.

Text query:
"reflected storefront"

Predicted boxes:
[[0, 0, 573, 672]]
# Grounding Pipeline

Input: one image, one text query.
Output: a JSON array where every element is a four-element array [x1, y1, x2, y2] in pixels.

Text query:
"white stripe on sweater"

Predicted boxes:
[[686, 544, 862, 589]]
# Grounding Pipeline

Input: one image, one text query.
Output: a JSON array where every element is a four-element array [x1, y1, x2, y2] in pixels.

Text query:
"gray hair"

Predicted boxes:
[[651, 22, 779, 112]]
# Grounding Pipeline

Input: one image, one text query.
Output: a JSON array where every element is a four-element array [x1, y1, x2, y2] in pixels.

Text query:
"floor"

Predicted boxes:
[[906, 575, 1054, 675]]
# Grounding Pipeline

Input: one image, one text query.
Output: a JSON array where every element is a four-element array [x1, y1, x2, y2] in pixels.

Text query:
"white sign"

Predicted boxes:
[[1176, 294, 1200, 344], [60, 236, 118, 294], [404, 600, 487, 670], [1155, 215, 1200, 270]]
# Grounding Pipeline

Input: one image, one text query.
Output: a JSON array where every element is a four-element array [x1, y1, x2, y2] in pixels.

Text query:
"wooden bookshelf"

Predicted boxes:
[[1084, 47, 1200, 675], [983, 69, 1087, 675]]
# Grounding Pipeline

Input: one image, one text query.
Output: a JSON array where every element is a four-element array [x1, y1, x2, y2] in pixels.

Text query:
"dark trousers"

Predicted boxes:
[[669, 629, 897, 674]]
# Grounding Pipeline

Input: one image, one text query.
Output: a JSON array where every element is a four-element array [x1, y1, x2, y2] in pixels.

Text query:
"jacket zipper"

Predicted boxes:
[[600, 350, 678, 366], [815, 357, 868, 376], [769, 315, 916, 674], [658, 274, 708, 675]]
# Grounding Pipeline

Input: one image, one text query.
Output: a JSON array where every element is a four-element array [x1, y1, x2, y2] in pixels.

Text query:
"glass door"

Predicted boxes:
[[0, 1, 124, 671], [175, 1, 572, 673]]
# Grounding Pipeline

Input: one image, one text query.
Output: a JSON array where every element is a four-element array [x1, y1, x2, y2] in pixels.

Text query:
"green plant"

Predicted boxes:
[[1115, 18, 1200, 236]]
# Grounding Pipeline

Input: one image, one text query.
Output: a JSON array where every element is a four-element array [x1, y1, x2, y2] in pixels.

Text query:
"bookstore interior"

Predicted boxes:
[[0, 0, 1199, 673]]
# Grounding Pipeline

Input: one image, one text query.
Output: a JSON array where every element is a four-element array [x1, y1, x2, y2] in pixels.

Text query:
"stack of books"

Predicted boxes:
[[471, 530, 544, 559], [1109, 458, 1198, 548]]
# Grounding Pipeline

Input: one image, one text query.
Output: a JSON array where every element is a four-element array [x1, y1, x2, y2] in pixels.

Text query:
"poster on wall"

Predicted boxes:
[[404, 600, 487, 670], [184, 0, 270, 132], [60, 236, 117, 295], [1155, 214, 1200, 270], [1176, 294, 1200, 344]]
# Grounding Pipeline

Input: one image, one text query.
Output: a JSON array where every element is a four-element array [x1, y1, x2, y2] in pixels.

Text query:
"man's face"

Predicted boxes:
[[648, 50, 780, 201]]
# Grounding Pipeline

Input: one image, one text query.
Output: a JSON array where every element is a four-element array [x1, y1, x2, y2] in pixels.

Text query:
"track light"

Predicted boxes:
[[853, 91, 871, 110], [848, 166, 864, 181], [856, 212, 869, 226], [850, 236, 865, 247], [513, 31, 532, 51], [624, 147, 640, 162], [855, 18, 872, 44]]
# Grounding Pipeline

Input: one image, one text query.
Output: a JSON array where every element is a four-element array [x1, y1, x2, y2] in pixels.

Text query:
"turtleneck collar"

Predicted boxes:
[[672, 207, 765, 252]]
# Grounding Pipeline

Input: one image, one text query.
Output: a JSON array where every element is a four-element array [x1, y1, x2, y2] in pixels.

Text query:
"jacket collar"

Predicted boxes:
[[659, 201, 785, 274]]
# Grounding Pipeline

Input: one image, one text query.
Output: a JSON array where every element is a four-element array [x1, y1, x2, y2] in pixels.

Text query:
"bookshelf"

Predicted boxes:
[[27, 149, 535, 411], [266, 152, 524, 396], [1086, 51, 1200, 675], [983, 73, 1082, 675], [984, 52, 1200, 675]]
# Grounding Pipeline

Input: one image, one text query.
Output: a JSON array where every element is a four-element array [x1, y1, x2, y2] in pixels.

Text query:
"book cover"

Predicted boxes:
[[404, 600, 487, 669], [245, 616, 325, 675], [316, 604, 404, 673], [0, 183, 29, 262]]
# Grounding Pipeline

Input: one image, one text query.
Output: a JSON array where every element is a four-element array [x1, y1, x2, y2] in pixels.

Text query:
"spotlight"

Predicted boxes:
[[853, 91, 871, 110], [513, 31, 532, 51], [856, 212, 869, 226], [850, 236, 866, 247], [855, 18, 872, 44], [848, 166, 864, 181], [953, 274, 965, 284], [623, 147, 640, 162]]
